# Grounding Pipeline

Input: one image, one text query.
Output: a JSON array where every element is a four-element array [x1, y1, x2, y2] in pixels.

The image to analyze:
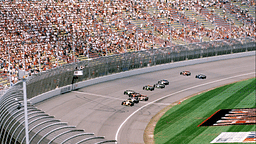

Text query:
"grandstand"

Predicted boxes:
[[0, 0, 255, 89]]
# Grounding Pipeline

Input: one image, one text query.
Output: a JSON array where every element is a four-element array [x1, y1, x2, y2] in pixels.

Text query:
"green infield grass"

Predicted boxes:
[[154, 78, 256, 144]]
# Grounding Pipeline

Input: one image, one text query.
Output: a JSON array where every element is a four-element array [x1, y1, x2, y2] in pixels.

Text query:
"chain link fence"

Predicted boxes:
[[26, 37, 255, 98]]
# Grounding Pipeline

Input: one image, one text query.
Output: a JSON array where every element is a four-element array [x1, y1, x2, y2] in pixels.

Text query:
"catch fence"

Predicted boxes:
[[26, 37, 255, 98]]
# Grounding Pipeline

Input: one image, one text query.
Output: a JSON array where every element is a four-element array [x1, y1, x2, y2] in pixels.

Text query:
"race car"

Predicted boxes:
[[154, 83, 165, 89], [180, 71, 191, 76], [130, 97, 139, 103], [129, 92, 141, 98], [137, 95, 149, 101], [143, 85, 154, 91], [129, 93, 149, 101], [158, 79, 169, 85], [195, 74, 206, 79], [124, 90, 136, 95], [121, 98, 134, 106]]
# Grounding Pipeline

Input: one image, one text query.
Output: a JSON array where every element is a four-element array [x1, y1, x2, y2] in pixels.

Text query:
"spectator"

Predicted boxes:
[[0, 0, 254, 87]]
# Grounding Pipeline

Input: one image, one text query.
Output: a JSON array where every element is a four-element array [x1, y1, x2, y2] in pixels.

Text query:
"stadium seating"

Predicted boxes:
[[0, 0, 255, 88]]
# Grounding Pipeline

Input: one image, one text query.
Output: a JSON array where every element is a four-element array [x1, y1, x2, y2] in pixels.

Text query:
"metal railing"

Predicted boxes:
[[0, 82, 117, 144]]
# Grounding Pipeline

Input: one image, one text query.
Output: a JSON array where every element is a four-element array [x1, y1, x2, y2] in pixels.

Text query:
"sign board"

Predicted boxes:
[[211, 132, 256, 143], [18, 69, 29, 79], [74, 70, 83, 76], [60, 86, 72, 94]]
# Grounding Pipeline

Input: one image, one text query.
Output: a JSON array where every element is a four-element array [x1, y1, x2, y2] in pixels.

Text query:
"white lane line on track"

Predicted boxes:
[[73, 91, 171, 106], [115, 72, 255, 143], [73, 91, 124, 101]]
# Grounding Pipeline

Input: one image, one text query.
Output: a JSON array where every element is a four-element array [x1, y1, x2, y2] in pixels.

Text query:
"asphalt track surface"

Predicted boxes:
[[35, 56, 255, 144]]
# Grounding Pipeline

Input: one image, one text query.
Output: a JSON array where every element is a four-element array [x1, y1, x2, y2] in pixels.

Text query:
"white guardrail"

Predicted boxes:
[[29, 51, 255, 104]]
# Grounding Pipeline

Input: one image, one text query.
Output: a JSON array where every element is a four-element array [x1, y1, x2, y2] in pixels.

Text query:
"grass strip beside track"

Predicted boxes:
[[154, 78, 256, 144]]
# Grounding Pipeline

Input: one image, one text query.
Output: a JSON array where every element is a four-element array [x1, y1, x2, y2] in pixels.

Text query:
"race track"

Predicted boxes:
[[35, 56, 255, 144]]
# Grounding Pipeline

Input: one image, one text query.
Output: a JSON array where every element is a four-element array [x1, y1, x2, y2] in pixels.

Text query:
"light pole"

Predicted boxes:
[[105, 35, 108, 56], [213, 19, 217, 56], [38, 44, 41, 72], [23, 78, 29, 144], [184, 24, 186, 45], [229, 21, 231, 39], [57, 40, 59, 67], [229, 21, 232, 54], [87, 43, 89, 59], [199, 23, 202, 43], [152, 26, 154, 49], [7, 43, 12, 86], [136, 28, 139, 51], [184, 24, 188, 60], [72, 24, 75, 63], [21, 38, 29, 144], [214, 18, 216, 41], [169, 21, 172, 46], [244, 20, 246, 39]]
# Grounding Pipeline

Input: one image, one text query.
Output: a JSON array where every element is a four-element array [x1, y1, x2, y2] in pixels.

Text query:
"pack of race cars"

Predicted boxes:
[[142, 79, 169, 91], [122, 79, 169, 106], [122, 71, 206, 106], [122, 90, 149, 106]]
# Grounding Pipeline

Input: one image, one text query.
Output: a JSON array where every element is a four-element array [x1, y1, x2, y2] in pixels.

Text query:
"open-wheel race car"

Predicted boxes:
[[124, 90, 136, 95], [124, 90, 139, 97], [130, 97, 139, 103], [195, 74, 206, 79], [129, 92, 149, 101], [158, 79, 169, 85], [180, 71, 191, 76], [143, 85, 154, 91], [154, 83, 165, 89], [137, 95, 149, 101], [121, 98, 134, 106]]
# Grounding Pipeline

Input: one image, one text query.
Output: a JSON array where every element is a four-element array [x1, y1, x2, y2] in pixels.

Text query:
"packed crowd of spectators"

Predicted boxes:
[[0, 0, 255, 90]]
